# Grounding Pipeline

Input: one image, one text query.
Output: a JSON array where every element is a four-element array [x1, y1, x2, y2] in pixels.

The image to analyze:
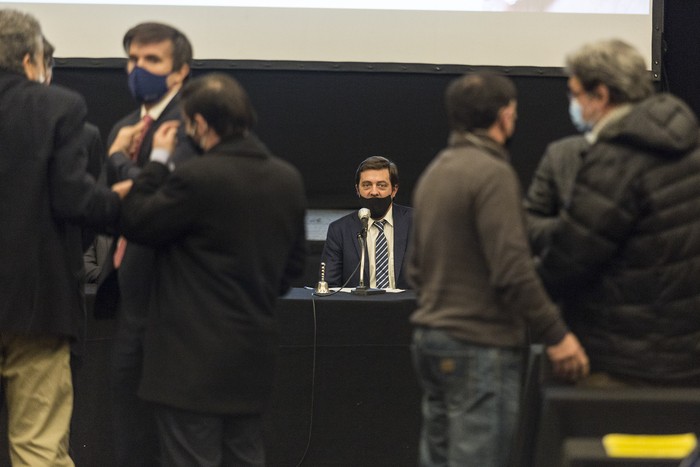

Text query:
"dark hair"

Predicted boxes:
[[42, 36, 54, 70], [354, 156, 399, 187], [180, 73, 256, 139], [445, 72, 517, 132], [123, 22, 193, 72]]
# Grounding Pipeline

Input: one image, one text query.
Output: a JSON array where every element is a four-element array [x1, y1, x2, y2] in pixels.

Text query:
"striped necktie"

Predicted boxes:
[[130, 114, 154, 161], [374, 220, 389, 289]]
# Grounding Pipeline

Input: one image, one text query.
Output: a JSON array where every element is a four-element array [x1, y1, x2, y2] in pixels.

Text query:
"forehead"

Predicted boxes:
[[359, 168, 391, 184], [128, 40, 174, 59]]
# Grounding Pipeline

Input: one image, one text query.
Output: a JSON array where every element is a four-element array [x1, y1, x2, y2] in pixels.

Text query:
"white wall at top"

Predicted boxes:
[[0, 1, 654, 68]]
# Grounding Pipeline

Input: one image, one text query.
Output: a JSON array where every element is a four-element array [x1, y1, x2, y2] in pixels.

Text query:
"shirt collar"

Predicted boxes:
[[140, 87, 179, 121]]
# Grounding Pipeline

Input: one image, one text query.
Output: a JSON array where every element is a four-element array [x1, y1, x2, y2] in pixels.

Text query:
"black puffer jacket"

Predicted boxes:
[[539, 93, 700, 385]]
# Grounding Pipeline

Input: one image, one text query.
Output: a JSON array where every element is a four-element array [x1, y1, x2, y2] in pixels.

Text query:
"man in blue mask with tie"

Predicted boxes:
[[96, 22, 198, 467]]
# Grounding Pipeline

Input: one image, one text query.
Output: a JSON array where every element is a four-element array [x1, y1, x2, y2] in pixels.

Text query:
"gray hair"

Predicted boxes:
[[565, 39, 653, 104], [0, 9, 42, 75]]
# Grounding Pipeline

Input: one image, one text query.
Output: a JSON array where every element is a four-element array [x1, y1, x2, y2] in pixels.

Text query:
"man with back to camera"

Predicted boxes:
[[408, 72, 589, 467], [95, 21, 198, 465], [41, 35, 111, 399], [0, 9, 122, 466], [537, 39, 700, 387], [42, 36, 105, 185], [120, 72, 307, 467], [43, 38, 112, 287], [321, 156, 413, 289]]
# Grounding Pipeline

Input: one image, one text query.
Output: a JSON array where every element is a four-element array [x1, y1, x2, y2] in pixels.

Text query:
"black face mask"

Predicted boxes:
[[185, 135, 205, 155], [359, 195, 392, 219], [185, 121, 205, 155]]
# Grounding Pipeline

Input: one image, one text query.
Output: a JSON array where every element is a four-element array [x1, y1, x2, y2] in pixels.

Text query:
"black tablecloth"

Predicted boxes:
[[42, 287, 422, 467]]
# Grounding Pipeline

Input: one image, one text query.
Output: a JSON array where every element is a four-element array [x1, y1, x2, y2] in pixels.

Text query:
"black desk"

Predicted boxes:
[[276, 287, 416, 346], [21, 287, 421, 467], [266, 288, 421, 466]]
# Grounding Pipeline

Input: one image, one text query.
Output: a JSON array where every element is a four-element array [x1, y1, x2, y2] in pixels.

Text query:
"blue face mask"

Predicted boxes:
[[568, 98, 592, 133], [128, 66, 169, 104]]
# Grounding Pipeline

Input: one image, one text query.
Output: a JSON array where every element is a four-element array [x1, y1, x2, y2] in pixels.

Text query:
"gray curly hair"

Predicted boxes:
[[0, 9, 42, 75], [565, 39, 653, 104]]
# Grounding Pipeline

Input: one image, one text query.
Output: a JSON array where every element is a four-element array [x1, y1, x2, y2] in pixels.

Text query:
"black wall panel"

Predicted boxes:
[[52, 66, 575, 209]]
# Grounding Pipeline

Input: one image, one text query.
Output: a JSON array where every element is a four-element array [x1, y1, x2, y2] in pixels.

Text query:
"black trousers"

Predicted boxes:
[[154, 404, 264, 467], [110, 316, 159, 467]]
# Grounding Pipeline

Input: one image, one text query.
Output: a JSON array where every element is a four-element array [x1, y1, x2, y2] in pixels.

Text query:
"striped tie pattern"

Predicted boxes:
[[374, 220, 389, 289]]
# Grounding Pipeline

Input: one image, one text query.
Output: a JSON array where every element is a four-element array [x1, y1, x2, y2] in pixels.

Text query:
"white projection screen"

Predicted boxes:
[[0, 0, 661, 75]]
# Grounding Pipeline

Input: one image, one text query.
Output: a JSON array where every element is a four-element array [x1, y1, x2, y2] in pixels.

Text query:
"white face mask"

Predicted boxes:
[[568, 98, 593, 133]]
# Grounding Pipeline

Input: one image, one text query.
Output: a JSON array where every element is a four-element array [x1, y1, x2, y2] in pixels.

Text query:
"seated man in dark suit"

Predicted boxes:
[[321, 156, 413, 289]]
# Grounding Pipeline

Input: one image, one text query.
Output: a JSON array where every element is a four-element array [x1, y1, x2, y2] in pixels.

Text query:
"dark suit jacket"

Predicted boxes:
[[523, 135, 589, 256], [0, 71, 120, 338], [80, 122, 107, 251], [121, 135, 307, 414], [82, 122, 105, 181], [321, 203, 413, 289], [95, 93, 197, 320], [83, 235, 112, 284], [106, 95, 196, 185]]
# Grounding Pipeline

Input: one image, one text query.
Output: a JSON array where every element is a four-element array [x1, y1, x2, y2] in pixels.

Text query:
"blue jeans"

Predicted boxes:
[[411, 328, 523, 467]]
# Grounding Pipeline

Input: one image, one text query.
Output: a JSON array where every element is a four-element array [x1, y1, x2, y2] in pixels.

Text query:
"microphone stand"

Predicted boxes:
[[352, 225, 385, 296]]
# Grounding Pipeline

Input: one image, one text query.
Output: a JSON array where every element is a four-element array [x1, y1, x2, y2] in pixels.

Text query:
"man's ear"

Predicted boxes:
[[168, 63, 191, 90], [174, 63, 190, 84], [594, 84, 610, 105], [193, 113, 208, 133], [21, 53, 34, 80]]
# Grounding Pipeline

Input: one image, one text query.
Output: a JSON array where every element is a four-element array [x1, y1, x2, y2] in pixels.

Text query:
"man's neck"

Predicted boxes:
[[142, 85, 181, 115], [486, 126, 505, 146]]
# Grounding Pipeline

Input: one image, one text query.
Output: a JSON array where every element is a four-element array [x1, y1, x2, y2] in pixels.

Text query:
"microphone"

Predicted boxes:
[[352, 207, 385, 296], [358, 208, 370, 237]]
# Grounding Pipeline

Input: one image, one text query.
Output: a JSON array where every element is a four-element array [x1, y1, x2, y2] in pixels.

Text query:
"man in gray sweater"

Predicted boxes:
[[408, 72, 589, 467]]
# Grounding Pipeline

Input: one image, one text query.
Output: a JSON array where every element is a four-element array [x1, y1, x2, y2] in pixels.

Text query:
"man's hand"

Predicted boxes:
[[111, 180, 133, 199], [108, 120, 147, 157], [153, 120, 180, 154], [546, 332, 590, 382]]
